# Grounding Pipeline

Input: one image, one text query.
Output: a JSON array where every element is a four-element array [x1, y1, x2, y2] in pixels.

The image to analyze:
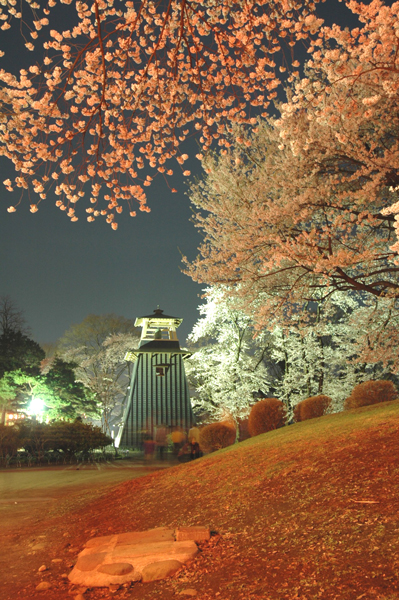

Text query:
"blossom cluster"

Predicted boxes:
[[0, 0, 320, 227], [184, 0, 399, 339]]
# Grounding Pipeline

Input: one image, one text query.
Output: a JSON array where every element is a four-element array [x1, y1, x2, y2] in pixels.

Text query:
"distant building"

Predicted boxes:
[[4, 411, 26, 426], [115, 307, 194, 448]]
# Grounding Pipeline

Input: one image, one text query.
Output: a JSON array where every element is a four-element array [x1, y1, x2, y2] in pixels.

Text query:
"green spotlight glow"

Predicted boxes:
[[29, 397, 44, 414]]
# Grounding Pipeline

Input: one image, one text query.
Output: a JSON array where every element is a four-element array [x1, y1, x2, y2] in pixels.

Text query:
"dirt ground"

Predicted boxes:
[[1, 403, 398, 600]]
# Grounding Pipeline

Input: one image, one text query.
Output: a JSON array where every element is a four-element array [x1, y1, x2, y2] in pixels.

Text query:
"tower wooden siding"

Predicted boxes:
[[119, 352, 193, 448], [120, 353, 193, 447], [117, 307, 193, 448]]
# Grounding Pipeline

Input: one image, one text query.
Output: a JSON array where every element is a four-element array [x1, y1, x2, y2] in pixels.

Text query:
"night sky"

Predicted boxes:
[[0, 168, 203, 346], [0, 0, 356, 348]]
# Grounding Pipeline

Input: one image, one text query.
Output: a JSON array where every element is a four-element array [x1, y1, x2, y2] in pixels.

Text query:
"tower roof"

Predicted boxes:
[[135, 307, 183, 328], [125, 306, 191, 361]]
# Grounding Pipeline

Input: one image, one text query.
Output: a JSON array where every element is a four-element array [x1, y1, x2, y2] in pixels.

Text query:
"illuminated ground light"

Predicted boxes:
[[29, 397, 45, 416]]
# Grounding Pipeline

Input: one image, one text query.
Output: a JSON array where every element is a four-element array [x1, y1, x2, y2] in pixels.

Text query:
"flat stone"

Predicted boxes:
[[115, 528, 175, 546], [68, 562, 142, 587], [85, 535, 115, 549], [179, 590, 198, 596], [75, 552, 107, 572], [141, 560, 182, 582], [113, 540, 197, 562], [175, 527, 211, 542], [69, 530, 198, 588], [97, 563, 134, 576], [35, 582, 52, 591], [84, 528, 174, 550]]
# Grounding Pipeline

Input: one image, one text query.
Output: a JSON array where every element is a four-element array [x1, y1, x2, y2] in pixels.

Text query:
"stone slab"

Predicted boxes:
[[84, 527, 174, 550], [141, 559, 182, 582], [75, 552, 107, 572], [115, 528, 175, 546], [111, 540, 197, 561], [85, 535, 115, 549], [97, 563, 134, 576], [68, 560, 141, 588], [175, 526, 211, 542], [68, 529, 198, 587]]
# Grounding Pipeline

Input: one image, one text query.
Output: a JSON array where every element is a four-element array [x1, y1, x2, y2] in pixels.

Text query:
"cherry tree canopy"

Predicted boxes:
[[0, 0, 322, 228], [184, 0, 399, 330]]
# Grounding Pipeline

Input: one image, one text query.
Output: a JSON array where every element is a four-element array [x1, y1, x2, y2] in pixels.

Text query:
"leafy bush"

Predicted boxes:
[[15, 419, 112, 457], [18, 421, 53, 460], [0, 424, 20, 460], [248, 398, 286, 437], [199, 422, 236, 452], [345, 380, 398, 410], [49, 420, 112, 456], [294, 395, 332, 422]]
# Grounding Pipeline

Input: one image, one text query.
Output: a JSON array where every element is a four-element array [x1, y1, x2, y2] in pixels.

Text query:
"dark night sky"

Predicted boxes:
[[0, 0, 357, 348], [0, 170, 204, 346]]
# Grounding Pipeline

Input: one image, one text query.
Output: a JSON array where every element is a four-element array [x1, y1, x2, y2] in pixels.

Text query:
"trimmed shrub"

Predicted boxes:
[[345, 380, 398, 410], [294, 395, 332, 422], [18, 420, 112, 457], [248, 398, 286, 437], [199, 422, 236, 452], [49, 421, 113, 456]]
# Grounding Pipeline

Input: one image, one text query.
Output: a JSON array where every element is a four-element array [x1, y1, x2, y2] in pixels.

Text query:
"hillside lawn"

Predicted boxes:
[[3, 400, 399, 600]]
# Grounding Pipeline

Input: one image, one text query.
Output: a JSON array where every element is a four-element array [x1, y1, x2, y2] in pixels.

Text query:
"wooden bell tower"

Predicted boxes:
[[115, 307, 194, 448]]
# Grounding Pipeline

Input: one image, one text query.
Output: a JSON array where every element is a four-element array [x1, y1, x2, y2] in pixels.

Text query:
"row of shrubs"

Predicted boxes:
[[0, 419, 112, 464], [199, 379, 398, 452]]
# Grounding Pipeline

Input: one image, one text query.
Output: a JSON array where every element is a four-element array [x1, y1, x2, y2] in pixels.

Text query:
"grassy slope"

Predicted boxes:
[[70, 401, 399, 600]]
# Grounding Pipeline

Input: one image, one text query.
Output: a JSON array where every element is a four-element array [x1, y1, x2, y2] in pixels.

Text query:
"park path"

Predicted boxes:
[[0, 460, 169, 498]]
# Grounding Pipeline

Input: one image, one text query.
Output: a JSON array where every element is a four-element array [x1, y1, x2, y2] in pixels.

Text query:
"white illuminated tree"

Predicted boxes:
[[186, 287, 271, 422], [57, 314, 140, 435], [187, 287, 394, 419]]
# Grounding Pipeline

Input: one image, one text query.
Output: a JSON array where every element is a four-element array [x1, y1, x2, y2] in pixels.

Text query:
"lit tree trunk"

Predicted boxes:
[[300, 335, 312, 398], [280, 330, 292, 412], [316, 303, 325, 395]]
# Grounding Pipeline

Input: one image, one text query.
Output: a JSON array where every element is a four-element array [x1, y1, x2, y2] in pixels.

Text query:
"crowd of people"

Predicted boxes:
[[142, 424, 202, 462]]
